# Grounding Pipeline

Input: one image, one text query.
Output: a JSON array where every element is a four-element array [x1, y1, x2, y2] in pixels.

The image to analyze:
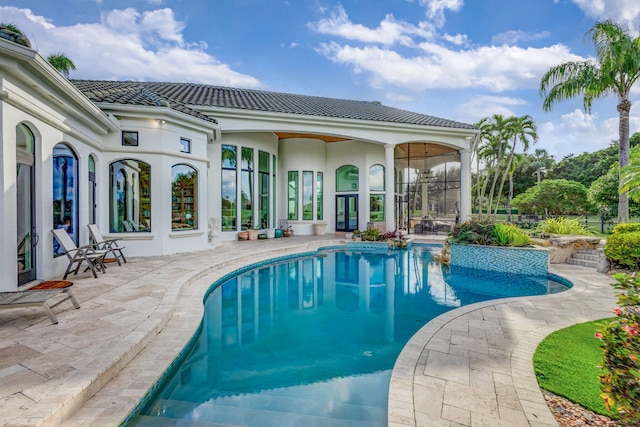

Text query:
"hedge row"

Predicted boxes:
[[605, 224, 640, 270]]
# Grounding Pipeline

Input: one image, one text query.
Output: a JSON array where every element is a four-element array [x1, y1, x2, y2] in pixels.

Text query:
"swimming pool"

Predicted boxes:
[[125, 244, 571, 426]]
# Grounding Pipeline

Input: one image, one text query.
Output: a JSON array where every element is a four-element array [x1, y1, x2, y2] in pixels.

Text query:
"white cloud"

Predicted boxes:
[[0, 6, 261, 87], [420, 0, 463, 28], [491, 30, 551, 46], [537, 109, 614, 157], [385, 92, 417, 102], [308, 5, 435, 46], [570, 0, 640, 34], [316, 41, 584, 92], [442, 33, 469, 46], [458, 95, 527, 122]]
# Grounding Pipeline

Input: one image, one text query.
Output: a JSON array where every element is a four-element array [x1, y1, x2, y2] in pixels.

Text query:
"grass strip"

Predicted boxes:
[[533, 319, 617, 418]]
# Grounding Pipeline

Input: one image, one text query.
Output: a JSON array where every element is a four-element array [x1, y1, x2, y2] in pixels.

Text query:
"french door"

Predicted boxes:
[[336, 195, 358, 232], [17, 151, 37, 285]]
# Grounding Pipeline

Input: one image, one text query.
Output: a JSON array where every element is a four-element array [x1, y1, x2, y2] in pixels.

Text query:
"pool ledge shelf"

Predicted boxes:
[[449, 243, 548, 276]]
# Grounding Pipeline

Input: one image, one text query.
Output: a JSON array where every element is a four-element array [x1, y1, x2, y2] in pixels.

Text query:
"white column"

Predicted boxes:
[[384, 144, 395, 233], [459, 149, 472, 221]]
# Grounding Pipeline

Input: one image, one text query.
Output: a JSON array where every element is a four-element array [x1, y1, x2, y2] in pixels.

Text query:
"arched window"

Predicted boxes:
[[369, 164, 385, 191], [171, 164, 198, 231], [110, 159, 151, 232], [369, 164, 385, 222], [53, 143, 78, 254], [336, 165, 359, 192]]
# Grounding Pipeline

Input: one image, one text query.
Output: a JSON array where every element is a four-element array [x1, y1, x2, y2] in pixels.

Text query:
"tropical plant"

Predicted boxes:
[[536, 217, 591, 235], [621, 146, 640, 203], [450, 218, 529, 247], [540, 20, 640, 224], [47, 53, 76, 78], [0, 23, 31, 47], [595, 273, 640, 425], [491, 223, 530, 247], [361, 228, 380, 241]]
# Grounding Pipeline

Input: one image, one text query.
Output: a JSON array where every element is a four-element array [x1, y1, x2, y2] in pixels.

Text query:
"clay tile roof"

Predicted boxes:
[[71, 80, 476, 130]]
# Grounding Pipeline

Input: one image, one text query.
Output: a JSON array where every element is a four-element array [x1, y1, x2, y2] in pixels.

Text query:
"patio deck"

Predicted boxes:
[[0, 234, 617, 426]]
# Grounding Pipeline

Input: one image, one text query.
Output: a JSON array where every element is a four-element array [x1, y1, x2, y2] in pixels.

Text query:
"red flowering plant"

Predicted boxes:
[[595, 273, 640, 425]]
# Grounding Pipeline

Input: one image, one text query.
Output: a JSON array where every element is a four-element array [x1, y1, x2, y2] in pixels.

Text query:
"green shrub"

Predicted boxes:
[[595, 273, 640, 425], [362, 228, 380, 241], [612, 222, 640, 235], [492, 223, 531, 247], [604, 232, 640, 270], [450, 218, 496, 245], [536, 217, 591, 235], [451, 219, 529, 247]]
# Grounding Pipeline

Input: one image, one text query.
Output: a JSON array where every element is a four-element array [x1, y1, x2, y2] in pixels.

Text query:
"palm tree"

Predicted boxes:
[[475, 115, 514, 217], [494, 115, 538, 215], [47, 53, 76, 78], [540, 20, 640, 223], [531, 148, 554, 184]]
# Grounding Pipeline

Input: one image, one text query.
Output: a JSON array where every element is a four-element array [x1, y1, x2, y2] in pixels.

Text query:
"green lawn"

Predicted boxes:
[[533, 319, 618, 418]]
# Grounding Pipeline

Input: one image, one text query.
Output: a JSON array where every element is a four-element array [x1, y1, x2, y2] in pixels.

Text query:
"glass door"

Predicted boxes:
[[17, 151, 37, 285], [336, 195, 358, 232]]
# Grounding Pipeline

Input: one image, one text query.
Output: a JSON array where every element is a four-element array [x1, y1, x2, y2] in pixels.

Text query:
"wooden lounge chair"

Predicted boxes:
[[51, 228, 107, 279], [88, 224, 127, 266], [0, 280, 79, 324]]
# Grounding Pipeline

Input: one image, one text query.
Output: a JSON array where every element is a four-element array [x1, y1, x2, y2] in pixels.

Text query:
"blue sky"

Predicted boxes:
[[2, 0, 640, 159]]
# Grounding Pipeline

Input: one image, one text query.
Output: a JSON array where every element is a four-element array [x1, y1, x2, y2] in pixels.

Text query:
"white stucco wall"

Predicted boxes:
[[278, 138, 327, 235]]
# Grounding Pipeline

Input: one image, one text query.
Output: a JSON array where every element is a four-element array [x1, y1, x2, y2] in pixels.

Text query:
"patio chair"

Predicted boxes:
[[88, 224, 127, 266], [0, 280, 79, 324], [51, 228, 107, 279]]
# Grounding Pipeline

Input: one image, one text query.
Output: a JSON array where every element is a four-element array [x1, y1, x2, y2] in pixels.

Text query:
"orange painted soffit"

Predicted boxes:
[[275, 132, 350, 143]]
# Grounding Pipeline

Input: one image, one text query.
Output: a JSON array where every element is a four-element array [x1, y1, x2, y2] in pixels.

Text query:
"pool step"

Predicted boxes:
[[133, 393, 385, 426], [565, 248, 602, 269]]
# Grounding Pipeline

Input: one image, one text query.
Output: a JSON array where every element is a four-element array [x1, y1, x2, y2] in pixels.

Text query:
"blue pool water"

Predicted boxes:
[[126, 244, 571, 426]]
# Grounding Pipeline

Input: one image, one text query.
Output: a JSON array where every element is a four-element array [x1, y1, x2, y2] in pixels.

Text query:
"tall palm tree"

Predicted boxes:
[[540, 20, 640, 223], [47, 53, 76, 78], [475, 115, 513, 217], [494, 115, 538, 215]]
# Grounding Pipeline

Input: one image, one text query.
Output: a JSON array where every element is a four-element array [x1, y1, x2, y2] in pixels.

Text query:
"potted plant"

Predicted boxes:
[[283, 226, 293, 237], [247, 228, 259, 240], [237, 230, 248, 240]]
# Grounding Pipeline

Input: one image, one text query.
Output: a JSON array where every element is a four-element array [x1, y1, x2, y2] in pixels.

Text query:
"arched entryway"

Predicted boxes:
[[394, 142, 462, 233]]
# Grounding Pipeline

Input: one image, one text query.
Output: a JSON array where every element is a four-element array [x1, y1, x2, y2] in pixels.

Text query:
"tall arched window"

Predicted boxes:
[[336, 165, 359, 192], [369, 164, 385, 222], [171, 164, 197, 231], [53, 143, 78, 255], [110, 159, 151, 232]]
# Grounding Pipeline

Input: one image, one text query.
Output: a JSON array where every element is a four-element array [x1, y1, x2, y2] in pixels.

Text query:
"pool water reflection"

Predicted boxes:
[[127, 245, 570, 426]]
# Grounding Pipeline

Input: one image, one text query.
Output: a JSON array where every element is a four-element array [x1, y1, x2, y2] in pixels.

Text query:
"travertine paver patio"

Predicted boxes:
[[0, 235, 618, 426], [388, 263, 618, 427]]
